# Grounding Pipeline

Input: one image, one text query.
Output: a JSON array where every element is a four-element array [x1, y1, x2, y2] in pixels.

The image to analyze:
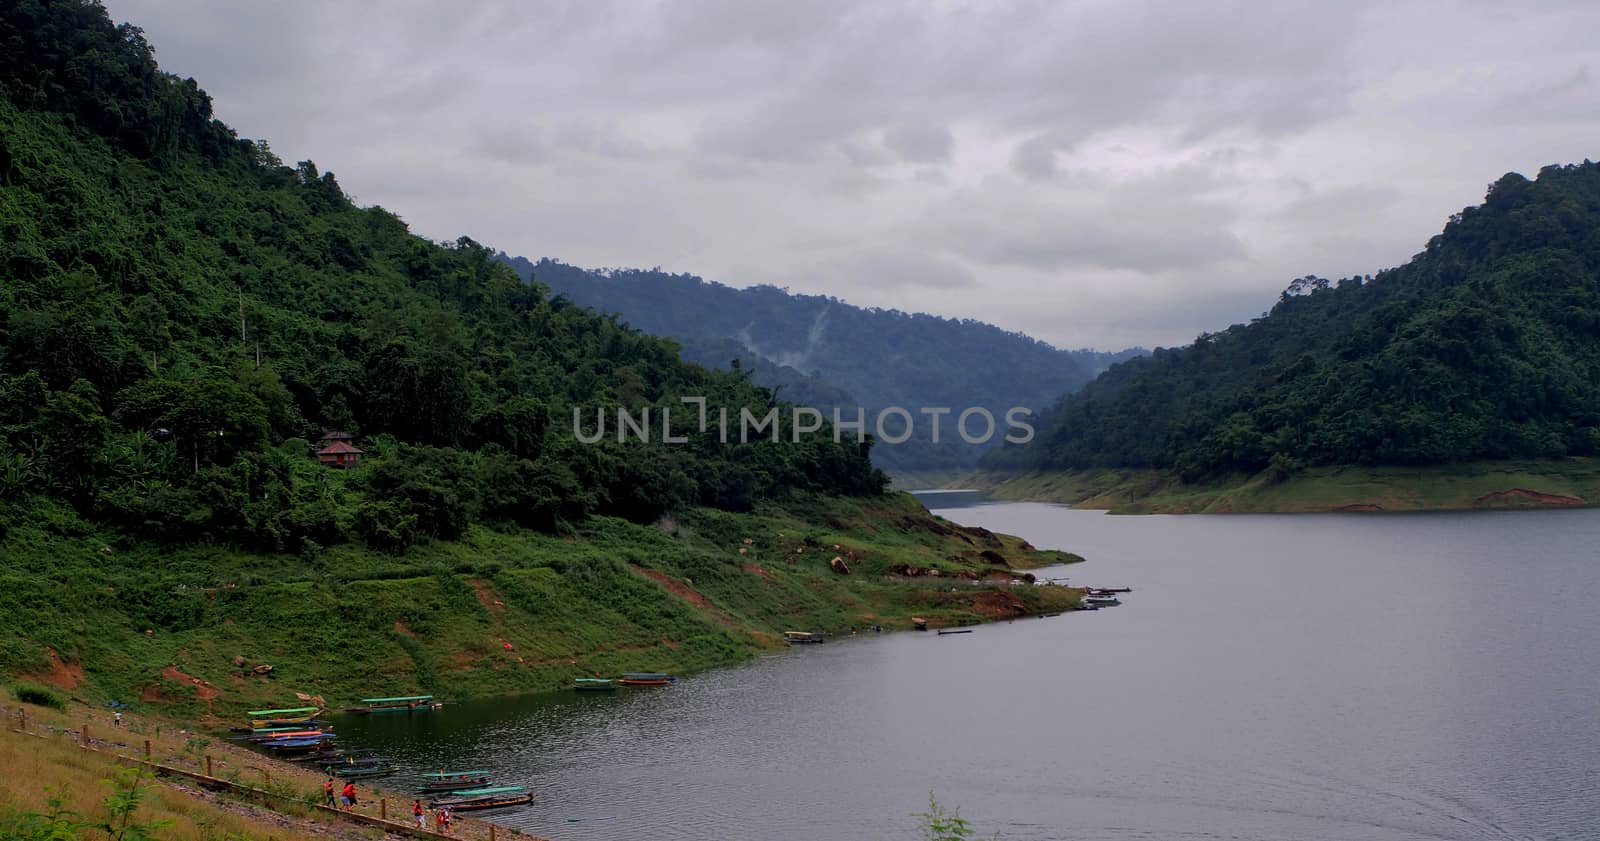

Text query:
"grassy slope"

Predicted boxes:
[[2, 493, 1081, 718], [0, 697, 523, 841], [0, 702, 345, 841], [960, 459, 1600, 513]]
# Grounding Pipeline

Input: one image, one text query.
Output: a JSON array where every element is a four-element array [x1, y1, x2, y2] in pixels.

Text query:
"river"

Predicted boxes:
[[335, 496, 1600, 840]]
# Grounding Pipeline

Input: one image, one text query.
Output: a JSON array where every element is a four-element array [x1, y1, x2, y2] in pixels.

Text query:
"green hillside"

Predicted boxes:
[[498, 255, 1141, 472], [0, 0, 1080, 711], [996, 163, 1600, 499]]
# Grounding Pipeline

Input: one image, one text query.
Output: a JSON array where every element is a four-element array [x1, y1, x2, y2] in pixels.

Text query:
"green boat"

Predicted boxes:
[[346, 695, 440, 714], [246, 706, 318, 718], [574, 678, 618, 692]]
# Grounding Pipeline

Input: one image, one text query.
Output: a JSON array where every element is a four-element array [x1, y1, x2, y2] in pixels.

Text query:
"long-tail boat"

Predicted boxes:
[[419, 771, 493, 792], [319, 756, 390, 772], [346, 695, 442, 714], [429, 786, 533, 811], [246, 706, 321, 727], [268, 736, 337, 754], [249, 728, 327, 743], [332, 764, 398, 779], [618, 672, 675, 686], [784, 631, 824, 645], [573, 678, 618, 692]]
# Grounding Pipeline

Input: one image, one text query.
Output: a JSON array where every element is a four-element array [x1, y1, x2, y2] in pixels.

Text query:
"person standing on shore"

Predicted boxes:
[[323, 778, 336, 807], [413, 800, 425, 828], [341, 781, 357, 810], [112, 711, 122, 727]]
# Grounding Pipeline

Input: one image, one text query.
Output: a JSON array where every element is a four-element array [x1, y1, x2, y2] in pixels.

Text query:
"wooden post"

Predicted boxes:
[[489, 824, 496, 841], [18, 707, 24, 731], [380, 799, 386, 820], [81, 723, 90, 747], [205, 755, 213, 777], [144, 739, 151, 760]]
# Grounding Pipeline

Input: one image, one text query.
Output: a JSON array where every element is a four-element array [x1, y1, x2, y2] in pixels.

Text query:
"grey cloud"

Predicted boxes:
[[102, 0, 1600, 350], [882, 125, 953, 164], [818, 249, 978, 292], [1012, 134, 1060, 180], [471, 126, 547, 167]]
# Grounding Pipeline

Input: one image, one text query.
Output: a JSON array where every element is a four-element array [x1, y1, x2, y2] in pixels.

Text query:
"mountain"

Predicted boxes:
[[0, 0, 1086, 710], [997, 163, 1600, 488], [496, 255, 1141, 473]]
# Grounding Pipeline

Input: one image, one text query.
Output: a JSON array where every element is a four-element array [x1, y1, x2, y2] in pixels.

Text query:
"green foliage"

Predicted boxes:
[[97, 768, 172, 841], [11, 681, 65, 710], [0, 769, 170, 841], [0, 0, 886, 557], [914, 794, 997, 841], [1005, 163, 1600, 478], [0, 795, 77, 841]]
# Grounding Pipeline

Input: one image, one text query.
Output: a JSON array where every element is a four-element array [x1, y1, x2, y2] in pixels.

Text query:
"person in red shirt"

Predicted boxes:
[[413, 800, 426, 828], [340, 781, 357, 810]]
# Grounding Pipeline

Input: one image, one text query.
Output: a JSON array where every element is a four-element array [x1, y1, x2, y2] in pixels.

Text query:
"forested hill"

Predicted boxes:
[[999, 163, 1600, 480], [496, 255, 1141, 471], [0, 0, 885, 554]]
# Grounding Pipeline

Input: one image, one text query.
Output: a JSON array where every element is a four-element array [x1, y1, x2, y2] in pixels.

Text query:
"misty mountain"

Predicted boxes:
[[496, 255, 1140, 471]]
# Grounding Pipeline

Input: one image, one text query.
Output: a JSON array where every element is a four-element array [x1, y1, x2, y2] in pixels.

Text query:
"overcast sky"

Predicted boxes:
[[109, 0, 1598, 350]]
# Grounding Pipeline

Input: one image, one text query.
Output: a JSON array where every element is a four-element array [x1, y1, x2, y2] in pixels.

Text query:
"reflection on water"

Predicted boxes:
[[335, 501, 1600, 840]]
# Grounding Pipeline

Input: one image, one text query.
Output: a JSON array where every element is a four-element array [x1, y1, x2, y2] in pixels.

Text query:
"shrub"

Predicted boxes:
[[13, 681, 66, 709]]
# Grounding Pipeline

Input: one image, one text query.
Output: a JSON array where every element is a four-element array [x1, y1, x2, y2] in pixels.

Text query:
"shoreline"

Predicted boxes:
[[6, 492, 1085, 720], [950, 459, 1600, 513]]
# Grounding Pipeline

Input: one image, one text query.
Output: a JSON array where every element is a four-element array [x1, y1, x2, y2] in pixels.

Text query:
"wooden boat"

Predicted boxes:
[[248, 722, 326, 735], [268, 737, 337, 754], [251, 723, 329, 736], [429, 786, 533, 811], [332, 764, 398, 779], [618, 672, 675, 686], [911, 617, 928, 631], [1084, 594, 1121, 607], [784, 631, 825, 645], [936, 628, 973, 635], [346, 695, 441, 714], [573, 678, 618, 692], [1088, 587, 1132, 594], [246, 706, 320, 727], [287, 749, 363, 763], [419, 771, 493, 792], [250, 729, 327, 743]]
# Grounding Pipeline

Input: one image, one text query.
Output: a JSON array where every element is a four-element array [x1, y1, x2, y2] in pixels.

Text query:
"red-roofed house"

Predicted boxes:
[[316, 439, 364, 468]]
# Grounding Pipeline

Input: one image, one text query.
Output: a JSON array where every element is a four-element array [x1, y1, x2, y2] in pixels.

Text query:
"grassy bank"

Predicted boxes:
[[960, 459, 1600, 513], [0, 493, 1082, 718], [0, 695, 526, 841]]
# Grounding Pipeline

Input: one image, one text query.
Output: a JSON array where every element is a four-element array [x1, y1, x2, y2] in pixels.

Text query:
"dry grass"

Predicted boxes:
[[0, 700, 542, 841]]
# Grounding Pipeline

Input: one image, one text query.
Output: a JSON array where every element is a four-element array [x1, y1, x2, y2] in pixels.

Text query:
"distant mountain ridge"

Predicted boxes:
[[997, 162, 1600, 484], [496, 255, 1141, 471]]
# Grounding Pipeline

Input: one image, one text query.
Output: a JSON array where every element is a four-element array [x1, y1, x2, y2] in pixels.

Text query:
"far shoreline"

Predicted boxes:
[[945, 458, 1600, 514]]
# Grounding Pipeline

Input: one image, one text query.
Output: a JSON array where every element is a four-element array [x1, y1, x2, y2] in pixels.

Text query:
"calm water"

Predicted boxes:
[[335, 498, 1600, 840]]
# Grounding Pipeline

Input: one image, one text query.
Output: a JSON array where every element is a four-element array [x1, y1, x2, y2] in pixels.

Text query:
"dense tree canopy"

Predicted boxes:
[[998, 164, 1600, 480], [0, 0, 884, 553]]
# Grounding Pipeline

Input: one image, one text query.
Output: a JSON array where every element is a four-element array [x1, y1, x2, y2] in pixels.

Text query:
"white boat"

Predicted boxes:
[[1084, 594, 1121, 607]]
